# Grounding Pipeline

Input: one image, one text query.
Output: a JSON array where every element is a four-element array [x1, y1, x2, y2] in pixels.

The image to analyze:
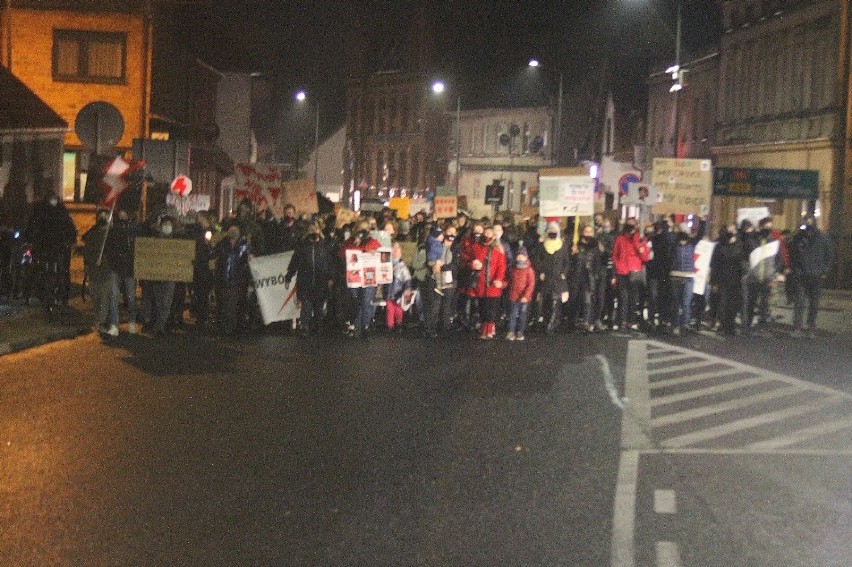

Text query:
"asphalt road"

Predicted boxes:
[[1, 328, 849, 566]]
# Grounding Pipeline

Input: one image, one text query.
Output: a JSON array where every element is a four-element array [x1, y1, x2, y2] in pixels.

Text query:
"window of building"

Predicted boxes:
[[53, 30, 126, 84]]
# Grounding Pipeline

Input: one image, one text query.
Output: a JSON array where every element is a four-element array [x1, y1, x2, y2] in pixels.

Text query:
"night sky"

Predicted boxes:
[[175, 1, 722, 153]]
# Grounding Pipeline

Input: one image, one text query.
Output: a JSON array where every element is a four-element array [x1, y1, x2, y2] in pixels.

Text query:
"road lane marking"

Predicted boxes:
[[650, 385, 804, 427], [660, 397, 846, 448], [647, 360, 725, 374], [748, 417, 852, 450], [655, 541, 682, 567], [596, 354, 627, 409], [648, 369, 741, 390], [654, 489, 677, 514], [649, 376, 771, 407], [611, 450, 639, 567]]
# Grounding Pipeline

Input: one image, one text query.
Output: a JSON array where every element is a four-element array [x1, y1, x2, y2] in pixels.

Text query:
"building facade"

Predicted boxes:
[[449, 105, 553, 220], [712, 0, 849, 282]]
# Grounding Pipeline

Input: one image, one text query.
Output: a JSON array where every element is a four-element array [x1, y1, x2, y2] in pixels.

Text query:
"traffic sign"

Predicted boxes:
[[485, 181, 504, 205], [171, 175, 192, 197]]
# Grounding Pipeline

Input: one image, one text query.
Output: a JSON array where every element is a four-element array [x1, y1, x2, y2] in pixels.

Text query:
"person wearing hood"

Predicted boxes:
[[646, 219, 674, 330], [285, 224, 334, 335], [572, 224, 605, 333], [469, 224, 506, 339], [789, 216, 833, 338], [611, 217, 650, 331], [740, 217, 782, 334], [535, 221, 572, 334], [25, 192, 78, 309], [710, 223, 743, 336], [341, 221, 381, 338], [506, 246, 535, 340], [669, 217, 706, 335]]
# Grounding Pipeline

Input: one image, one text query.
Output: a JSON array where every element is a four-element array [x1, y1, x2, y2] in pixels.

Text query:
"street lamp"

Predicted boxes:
[[295, 89, 320, 191], [431, 81, 461, 195], [528, 59, 563, 166]]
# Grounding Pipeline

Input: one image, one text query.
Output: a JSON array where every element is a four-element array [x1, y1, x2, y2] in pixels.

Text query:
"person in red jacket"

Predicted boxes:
[[507, 246, 535, 340], [469, 225, 506, 339], [611, 218, 650, 331], [341, 221, 382, 338]]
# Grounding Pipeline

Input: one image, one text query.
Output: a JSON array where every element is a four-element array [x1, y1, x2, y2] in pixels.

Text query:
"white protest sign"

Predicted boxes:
[[234, 163, 287, 209], [749, 240, 780, 270], [539, 175, 596, 217], [166, 192, 211, 216], [622, 182, 662, 207], [693, 239, 717, 296], [249, 251, 298, 324], [737, 207, 770, 229], [345, 248, 393, 288]]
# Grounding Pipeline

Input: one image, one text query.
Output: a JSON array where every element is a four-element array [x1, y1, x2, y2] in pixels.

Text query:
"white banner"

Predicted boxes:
[[622, 182, 662, 208], [539, 176, 596, 217], [249, 251, 298, 324], [750, 240, 780, 270], [693, 239, 717, 296], [166, 193, 211, 216], [345, 248, 392, 288]]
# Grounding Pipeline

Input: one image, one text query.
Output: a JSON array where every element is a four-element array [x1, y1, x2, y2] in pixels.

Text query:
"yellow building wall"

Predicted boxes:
[[6, 9, 147, 150], [711, 140, 835, 233]]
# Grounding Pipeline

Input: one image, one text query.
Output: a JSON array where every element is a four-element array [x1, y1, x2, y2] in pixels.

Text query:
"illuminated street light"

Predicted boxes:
[[295, 90, 306, 102], [431, 81, 445, 94], [528, 59, 540, 68]]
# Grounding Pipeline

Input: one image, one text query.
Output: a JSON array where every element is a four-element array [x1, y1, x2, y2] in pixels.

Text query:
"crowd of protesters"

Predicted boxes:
[[65, 195, 836, 342]]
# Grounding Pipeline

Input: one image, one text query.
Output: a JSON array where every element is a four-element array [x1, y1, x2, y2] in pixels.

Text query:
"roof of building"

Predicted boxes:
[[0, 65, 67, 132]]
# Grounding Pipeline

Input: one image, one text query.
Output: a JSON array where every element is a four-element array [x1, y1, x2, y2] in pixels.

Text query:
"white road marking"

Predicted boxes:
[[649, 376, 771, 407], [654, 489, 677, 514], [646, 360, 723, 374], [650, 385, 804, 427], [596, 354, 627, 409], [661, 397, 846, 448], [655, 541, 682, 567], [748, 417, 852, 450], [648, 368, 739, 390], [611, 450, 639, 567]]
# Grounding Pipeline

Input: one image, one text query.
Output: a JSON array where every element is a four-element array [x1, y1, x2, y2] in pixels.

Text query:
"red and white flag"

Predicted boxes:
[[99, 157, 145, 207]]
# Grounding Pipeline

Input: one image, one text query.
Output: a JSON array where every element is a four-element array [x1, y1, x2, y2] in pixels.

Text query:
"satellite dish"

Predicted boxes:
[[75, 101, 124, 155], [498, 133, 511, 146], [529, 136, 544, 153], [509, 124, 521, 137]]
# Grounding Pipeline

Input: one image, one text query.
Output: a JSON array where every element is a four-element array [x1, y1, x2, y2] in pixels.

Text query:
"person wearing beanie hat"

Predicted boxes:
[[506, 246, 536, 340], [535, 221, 571, 333]]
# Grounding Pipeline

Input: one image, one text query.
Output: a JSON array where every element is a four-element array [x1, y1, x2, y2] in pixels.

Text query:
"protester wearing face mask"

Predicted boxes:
[[710, 224, 743, 336], [24, 191, 78, 310], [103, 209, 138, 334], [341, 221, 382, 338], [668, 217, 706, 335], [469, 225, 506, 339], [739, 217, 782, 335], [533, 222, 571, 334], [571, 224, 605, 333], [789, 216, 834, 338], [138, 216, 178, 336], [611, 218, 650, 332], [457, 221, 485, 331], [81, 209, 116, 336], [285, 224, 334, 335]]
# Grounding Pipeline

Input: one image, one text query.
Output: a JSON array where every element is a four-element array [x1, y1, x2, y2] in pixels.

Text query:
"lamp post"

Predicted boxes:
[[295, 90, 320, 191], [431, 81, 461, 195], [660, 0, 685, 156], [528, 59, 563, 166]]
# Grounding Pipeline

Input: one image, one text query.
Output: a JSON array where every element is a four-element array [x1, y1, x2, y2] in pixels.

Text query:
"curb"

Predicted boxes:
[[0, 327, 93, 357]]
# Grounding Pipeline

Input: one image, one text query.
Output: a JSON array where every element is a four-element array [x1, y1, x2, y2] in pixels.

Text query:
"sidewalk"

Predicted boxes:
[[1, 288, 851, 357], [0, 296, 93, 356]]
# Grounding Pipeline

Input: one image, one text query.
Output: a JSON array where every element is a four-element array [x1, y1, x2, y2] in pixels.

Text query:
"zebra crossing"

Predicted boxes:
[[622, 340, 852, 453]]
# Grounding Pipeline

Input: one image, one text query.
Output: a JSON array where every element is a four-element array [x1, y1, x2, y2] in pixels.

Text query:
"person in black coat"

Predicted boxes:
[[25, 193, 77, 306], [535, 221, 572, 333], [285, 224, 334, 334], [789, 216, 834, 337], [572, 224, 604, 332], [647, 220, 674, 329], [710, 224, 743, 336]]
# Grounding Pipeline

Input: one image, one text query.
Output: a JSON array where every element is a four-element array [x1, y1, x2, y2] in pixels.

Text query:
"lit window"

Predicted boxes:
[[53, 30, 126, 84]]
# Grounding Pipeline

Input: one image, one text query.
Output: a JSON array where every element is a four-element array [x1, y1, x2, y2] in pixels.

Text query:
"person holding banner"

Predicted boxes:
[[342, 223, 381, 338], [285, 224, 334, 335], [740, 217, 782, 335], [81, 209, 116, 336]]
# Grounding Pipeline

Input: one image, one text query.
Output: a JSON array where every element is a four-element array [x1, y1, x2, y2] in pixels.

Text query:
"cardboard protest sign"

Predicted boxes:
[[651, 158, 713, 215], [249, 251, 299, 324], [434, 196, 458, 218], [389, 197, 410, 219], [282, 178, 319, 214], [134, 237, 195, 282]]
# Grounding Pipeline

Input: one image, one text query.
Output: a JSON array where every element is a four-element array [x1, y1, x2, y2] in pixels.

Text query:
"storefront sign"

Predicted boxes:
[[713, 167, 818, 200]]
